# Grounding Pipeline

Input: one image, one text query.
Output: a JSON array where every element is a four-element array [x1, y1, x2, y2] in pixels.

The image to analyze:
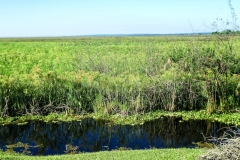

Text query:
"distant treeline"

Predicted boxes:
[[212, 29, 240, 35]]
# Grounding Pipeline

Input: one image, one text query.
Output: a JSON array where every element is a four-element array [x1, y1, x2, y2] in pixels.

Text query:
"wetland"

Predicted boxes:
[[0, 36, 240, 158]]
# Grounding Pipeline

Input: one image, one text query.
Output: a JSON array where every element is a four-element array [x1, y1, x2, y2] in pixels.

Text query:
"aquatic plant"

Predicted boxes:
[[6, 142, 43, 155]]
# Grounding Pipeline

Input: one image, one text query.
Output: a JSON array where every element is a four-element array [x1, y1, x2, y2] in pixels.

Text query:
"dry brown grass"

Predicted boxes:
[[199, 127, 240, 160]]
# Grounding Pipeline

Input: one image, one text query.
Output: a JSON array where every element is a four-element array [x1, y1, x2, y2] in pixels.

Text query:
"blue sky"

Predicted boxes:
[[0, 0, 239, 37]]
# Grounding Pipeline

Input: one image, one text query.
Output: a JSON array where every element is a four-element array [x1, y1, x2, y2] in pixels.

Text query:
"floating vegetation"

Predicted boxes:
[[6, 142, 43, 155], [65, 143, 80, 154], [17, 122, 28, 126], [1, 110, 240, 127]]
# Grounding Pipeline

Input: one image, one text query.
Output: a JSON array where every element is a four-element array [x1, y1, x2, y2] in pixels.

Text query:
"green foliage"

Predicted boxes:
[[0, 36, 240, 117]]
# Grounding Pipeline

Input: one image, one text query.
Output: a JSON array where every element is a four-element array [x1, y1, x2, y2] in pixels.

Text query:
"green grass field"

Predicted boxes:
[[0, 148, 207, 160]]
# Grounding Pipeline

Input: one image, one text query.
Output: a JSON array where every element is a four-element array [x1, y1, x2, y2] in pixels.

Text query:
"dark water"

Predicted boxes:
[[0, 117, 230, 155]]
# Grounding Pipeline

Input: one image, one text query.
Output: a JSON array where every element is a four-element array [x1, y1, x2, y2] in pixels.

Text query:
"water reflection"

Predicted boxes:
[[0, 117, 230, 155]]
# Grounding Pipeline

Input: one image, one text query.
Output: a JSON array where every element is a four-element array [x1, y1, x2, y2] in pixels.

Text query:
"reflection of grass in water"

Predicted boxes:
[[6, 142, 43, 155]]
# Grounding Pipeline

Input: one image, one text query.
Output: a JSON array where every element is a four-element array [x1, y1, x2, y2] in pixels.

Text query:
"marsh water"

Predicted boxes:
[[0, 117, 230, 155]]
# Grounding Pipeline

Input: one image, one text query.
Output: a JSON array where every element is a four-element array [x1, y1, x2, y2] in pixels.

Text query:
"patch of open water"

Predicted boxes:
[[0, 117, 231, 155]]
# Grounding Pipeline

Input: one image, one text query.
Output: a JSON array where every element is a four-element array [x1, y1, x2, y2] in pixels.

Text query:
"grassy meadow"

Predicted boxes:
[[0, 148, 207, 160], [0, 36, 240, 117]]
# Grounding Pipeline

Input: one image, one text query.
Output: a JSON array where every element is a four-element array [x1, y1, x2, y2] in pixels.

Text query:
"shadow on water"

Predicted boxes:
[[0, 117, 231, 155]]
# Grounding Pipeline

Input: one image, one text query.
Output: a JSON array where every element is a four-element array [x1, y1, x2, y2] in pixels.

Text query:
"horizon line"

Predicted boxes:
[[0, 32, 212, 39]]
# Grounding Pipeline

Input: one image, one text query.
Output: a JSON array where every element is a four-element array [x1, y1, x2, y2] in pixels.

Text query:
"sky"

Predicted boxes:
[[0, 0, 240, 37]]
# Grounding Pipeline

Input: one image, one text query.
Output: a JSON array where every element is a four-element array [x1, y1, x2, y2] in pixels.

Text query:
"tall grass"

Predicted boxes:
[[0, 36, 240, 117]]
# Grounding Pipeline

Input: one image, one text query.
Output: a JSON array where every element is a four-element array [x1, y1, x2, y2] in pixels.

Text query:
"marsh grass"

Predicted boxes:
[[0, 36, 240, 117]]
